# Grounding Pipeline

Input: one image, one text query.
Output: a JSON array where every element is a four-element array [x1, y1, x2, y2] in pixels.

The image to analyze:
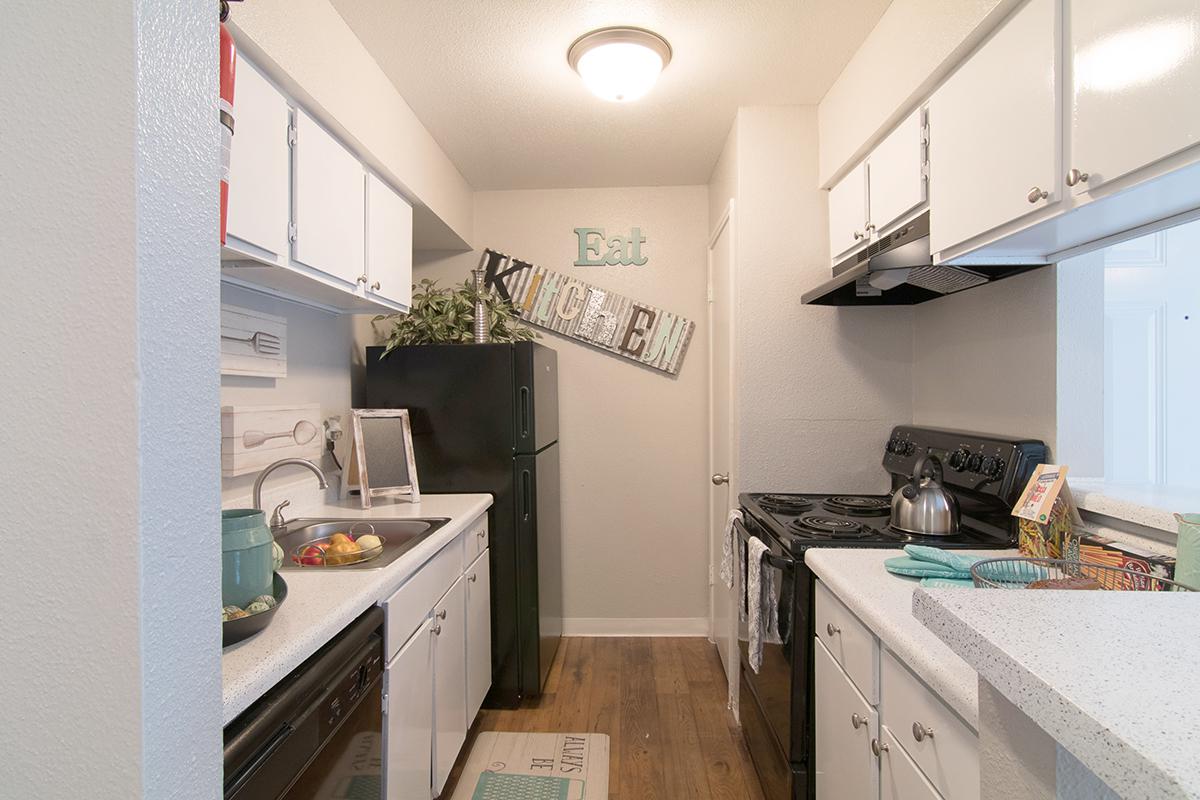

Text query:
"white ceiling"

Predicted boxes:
[[330, 0, 892, 190]]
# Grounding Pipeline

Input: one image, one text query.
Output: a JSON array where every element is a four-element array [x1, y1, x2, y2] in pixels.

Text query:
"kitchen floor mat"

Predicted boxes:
[[450, 732, 609, 800]]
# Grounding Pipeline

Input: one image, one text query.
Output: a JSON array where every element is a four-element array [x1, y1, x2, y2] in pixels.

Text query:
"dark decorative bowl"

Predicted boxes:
[[222, 573, 288, 647]]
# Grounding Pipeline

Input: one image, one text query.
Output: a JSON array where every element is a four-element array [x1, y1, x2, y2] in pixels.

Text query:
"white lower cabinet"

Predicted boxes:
[[466, 549, 492, 723], [815, 637, 879, 800], [386, 618, 434, 800], [879, 725, 943, 800], [380, 519, 492, 799], [814, 579, 978, 799], [433, 575, 468, 796]]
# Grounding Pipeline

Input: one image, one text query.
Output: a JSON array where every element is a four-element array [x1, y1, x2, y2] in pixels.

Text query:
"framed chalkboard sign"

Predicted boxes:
[[343, 409, 420, 508]]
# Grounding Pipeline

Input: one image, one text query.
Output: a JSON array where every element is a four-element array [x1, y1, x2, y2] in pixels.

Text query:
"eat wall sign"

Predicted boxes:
[[573, 227, 648, 266]]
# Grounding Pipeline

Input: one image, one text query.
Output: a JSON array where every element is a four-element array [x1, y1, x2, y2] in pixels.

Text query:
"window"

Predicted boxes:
[[1057, 219, 1199, 491]]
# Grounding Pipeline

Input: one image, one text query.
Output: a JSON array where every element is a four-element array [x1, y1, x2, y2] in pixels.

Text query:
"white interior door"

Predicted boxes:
[[708, 201, 737, 705]]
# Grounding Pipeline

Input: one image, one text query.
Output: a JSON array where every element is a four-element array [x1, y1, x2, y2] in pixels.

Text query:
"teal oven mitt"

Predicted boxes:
[[884, 546, 985, 581], [903, 545, 984, 575]]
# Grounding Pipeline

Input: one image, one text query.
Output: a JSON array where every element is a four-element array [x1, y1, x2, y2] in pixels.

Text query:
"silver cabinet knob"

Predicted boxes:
[[431, 624, 441, 636], [371, 281, 381, 291], [872, 738, 889, 757], [437, 609, 447, 620], [469, 573, 478, 583], [912, 722, 934, 742], [865, 223, 876, 233], [1066, 168, 1090, 187], [851, 713, 867, 730], [711, 473, 729, 486], [477, 530, 486, 539], [357, 275, 368, 284], [826, 622, 841, 637], [853, 230, 865, 241], [1027, 186, 1048, 203]]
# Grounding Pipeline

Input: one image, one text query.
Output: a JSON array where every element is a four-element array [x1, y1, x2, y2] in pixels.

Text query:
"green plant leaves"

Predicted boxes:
[[378, 276, 538, 357]]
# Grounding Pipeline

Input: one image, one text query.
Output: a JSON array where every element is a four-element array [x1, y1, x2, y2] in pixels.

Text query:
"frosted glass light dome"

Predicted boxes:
[[568, 27, 672, 103]]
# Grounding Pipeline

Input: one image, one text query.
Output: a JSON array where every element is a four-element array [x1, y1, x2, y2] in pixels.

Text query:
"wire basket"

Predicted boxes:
[[971, 557, 1195, 591], [290, 521, 386, 567]]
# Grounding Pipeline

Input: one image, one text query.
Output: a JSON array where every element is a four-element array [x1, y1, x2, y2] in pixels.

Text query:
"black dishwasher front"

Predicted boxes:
[[224, 607, 385, 800]]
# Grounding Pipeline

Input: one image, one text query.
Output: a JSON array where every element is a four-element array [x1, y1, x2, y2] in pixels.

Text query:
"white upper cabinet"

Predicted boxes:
[[225, 58, 290, 259], [292, 109, 366, 288], [1069, 0, 1200, 194], [366, 173, 414, 309], [868, 109, 928, 236], [829, 161, 870, 260], [928, 0, 1059, 255]]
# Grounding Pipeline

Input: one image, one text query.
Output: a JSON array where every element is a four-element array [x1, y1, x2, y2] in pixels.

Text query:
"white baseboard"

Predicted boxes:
[[561, 617, 710, 637]]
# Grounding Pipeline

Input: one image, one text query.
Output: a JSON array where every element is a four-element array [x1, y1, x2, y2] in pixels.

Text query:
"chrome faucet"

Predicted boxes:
[[253, 458, 329, 534]]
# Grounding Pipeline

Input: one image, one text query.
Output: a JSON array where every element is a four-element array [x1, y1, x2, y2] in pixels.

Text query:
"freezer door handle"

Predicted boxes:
[[519, 386, 531, 438], [521, 469, 532, 521]]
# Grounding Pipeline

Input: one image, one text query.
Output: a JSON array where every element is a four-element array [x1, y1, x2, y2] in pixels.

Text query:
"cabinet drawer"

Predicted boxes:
[[465, 515, 488, 562], [880, 724, 944, 800], [881, 649, 978, 799], [815, 580, 879, 703], [384, 533, 463, 660]]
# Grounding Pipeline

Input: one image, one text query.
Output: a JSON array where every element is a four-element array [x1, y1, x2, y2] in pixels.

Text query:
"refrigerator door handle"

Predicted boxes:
[[521, 469, 532, 521], [519, 386, 531, 439]]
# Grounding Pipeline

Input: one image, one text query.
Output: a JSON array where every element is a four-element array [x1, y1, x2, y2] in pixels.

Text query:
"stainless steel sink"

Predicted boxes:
[[275, 517, 450, 570]]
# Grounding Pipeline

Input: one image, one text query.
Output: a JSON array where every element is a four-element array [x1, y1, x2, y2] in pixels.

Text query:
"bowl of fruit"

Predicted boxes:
[[291, 523, 386, 568], [222, 572, 288, 647]]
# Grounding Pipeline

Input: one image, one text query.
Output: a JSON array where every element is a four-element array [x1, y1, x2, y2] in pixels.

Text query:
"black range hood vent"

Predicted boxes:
[[801, 212, 1047, 306]]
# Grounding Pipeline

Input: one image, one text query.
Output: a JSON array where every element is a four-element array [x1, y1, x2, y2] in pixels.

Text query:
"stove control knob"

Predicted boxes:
[[982, 457, 1005, 480], [948, 449, 970, 471], [902, 441, 917, 456], [886, 438, 901, 454], [967, 453, 984, 473]]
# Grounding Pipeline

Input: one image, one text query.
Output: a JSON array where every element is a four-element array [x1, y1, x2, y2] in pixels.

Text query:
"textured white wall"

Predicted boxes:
[[229, 0, 474, 249], [1, 1, 220, 797], [364, 187, 712, 626], [727, 108, 914, 492], [913, 269, 1058, 448], [817, 0, 1015, 186], [220, 285, 356, 508]]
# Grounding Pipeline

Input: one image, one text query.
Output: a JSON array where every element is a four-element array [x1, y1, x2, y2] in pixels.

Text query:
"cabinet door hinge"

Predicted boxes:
[[382, 692, 388, 713], [287, 124, 297, 147], [288, 222, 298, 242]]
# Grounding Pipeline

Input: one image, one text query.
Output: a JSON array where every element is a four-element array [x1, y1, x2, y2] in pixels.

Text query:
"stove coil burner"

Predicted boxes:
[[757, 494, 814, 514], [823, 495, 891, 517], [789, 515, 871, 539]]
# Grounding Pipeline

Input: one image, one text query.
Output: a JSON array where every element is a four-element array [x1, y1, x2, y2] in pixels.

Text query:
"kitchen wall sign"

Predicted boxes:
[[573, 227, 648, 266], [481, 248, 694, 376]]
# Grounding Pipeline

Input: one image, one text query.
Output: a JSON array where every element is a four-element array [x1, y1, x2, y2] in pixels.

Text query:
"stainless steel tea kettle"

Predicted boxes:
[[891, 454, 960, 536]]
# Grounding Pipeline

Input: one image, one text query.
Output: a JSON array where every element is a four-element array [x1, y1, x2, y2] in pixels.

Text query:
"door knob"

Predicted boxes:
[[371, 281, 381, 291], [872, 738, 889, 757], [1066, 168, 1090, 187], [1027, 186, 1048, 203], [853, 230, 865, 241], [912, 722, 934, 742], [357, 275, 368, 285], [851, 713, 867, 730], [711, 473, 729, 486]]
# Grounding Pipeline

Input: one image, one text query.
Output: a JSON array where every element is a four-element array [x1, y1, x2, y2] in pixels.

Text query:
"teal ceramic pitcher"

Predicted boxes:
[[222, 509, 274, 608]]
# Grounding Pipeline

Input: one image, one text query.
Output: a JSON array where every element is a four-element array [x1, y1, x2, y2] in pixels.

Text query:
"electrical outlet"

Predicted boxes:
[[323, 416, 343, 443]]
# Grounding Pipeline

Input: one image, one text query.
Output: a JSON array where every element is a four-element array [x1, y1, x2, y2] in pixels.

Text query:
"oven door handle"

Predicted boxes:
[[734, 519, 793, 570]]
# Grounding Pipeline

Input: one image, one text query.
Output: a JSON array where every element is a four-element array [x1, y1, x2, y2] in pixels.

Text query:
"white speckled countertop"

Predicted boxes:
[[222, 493, 492, 726], [1070, 478, 1197, 534], [806, 548, 1018, 730], [914, 587, 1200, 800]]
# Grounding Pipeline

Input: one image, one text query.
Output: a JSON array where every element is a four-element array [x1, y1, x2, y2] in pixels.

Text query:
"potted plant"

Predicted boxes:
[[373, 276, 537, 357]]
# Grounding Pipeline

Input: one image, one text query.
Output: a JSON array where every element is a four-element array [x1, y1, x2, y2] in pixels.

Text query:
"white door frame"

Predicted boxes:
[[707, 199, 739, 710]]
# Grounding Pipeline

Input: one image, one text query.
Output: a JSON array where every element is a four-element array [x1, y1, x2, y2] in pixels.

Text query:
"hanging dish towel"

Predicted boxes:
[[746, 537, 780, 674], [720, 509, 743, 589]]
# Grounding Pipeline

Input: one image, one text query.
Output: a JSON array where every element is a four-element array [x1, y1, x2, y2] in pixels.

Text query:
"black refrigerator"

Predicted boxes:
[[365, 341, 562, 707]]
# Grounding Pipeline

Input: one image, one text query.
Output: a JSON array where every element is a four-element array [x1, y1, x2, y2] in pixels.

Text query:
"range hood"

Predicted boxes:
[[801, 212, 1047, 306]]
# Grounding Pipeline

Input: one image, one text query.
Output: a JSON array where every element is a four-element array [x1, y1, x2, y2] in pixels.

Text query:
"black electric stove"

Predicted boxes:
[[735, 426, 1048, 800]]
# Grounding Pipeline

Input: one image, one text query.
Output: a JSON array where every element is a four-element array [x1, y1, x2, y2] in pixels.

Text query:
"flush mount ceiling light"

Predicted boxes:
[[567, 26, 672, 102]]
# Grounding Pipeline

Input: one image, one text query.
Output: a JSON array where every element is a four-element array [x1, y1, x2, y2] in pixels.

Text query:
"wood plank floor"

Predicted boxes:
[[442, 637, 766, 800]]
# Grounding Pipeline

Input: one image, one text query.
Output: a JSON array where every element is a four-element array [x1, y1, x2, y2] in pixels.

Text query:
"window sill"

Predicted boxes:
[[1070, 479, 1199, 535]]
